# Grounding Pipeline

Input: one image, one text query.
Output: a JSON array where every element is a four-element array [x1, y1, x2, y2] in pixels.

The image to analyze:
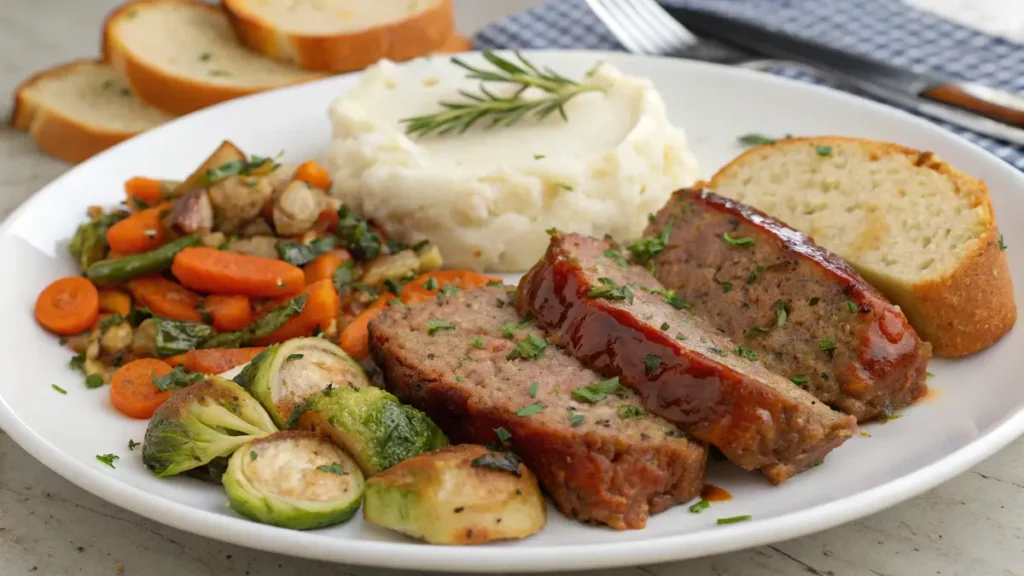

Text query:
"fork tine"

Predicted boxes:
[[586, 0, 660, 54], [623, 0, 699, 52]]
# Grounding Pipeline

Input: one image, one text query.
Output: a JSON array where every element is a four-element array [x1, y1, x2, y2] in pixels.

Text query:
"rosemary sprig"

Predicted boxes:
[[401, 51, 604, 137]]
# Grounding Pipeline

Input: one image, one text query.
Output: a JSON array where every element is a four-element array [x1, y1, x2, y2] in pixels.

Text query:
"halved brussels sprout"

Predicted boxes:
[[363, 444, 546, 544], [294, 384, 447, 476], [142, 376, 277, 477], [235, 337, 368, 428], [224, 431, 364, 530]]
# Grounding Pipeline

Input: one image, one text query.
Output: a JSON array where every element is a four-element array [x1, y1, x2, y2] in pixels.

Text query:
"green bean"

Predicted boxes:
[[86, 235, 200, 285]]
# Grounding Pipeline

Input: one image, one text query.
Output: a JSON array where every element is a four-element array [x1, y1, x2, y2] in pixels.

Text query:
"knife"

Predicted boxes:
[[660, 4, 1024, 146]]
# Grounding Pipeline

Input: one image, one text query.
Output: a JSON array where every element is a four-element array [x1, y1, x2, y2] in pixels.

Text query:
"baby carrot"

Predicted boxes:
[[124, 177, 165, 205], [203, 294, 252, 332], [294, 160, 332, 191], [172, 247, 305, 298], [400, 271, 503, 304], [98, 288, 132, 316], [303, 251, 350, 285], [183, 347, 266, 375], [35, 276, 100, 335], [339, 294, 390, 361], [127, 276, 204, 323], [110, 358, 174, 419], [106, 202, 170, 254], [253, 279, 339, 345]]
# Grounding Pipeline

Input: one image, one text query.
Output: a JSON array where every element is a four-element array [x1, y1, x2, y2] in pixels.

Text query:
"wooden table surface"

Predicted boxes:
[[1, 1, 1022, 574]]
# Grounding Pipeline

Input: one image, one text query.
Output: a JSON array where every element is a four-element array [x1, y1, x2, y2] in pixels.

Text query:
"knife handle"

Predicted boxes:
[[923, 83, 1024, 127]]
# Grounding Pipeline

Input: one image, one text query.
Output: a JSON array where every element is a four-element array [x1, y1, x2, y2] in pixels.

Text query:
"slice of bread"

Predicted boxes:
[[223, 0, 454, 72], [709, 137, 1015, 357], [10, 59, 174, 164], [103, 0, 325, 115], [435, 32, 473, 54]]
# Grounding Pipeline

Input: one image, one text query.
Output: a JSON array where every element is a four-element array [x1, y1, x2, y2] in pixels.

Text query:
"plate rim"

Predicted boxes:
[[1, 49, 1022, 572]]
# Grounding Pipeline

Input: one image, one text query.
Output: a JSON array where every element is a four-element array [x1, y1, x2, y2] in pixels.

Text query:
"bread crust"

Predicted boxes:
[[103, 0, 324, 116], [223, 0, 454, 72], [10, 59, 157, 164], [710, 136, 1016, 357]]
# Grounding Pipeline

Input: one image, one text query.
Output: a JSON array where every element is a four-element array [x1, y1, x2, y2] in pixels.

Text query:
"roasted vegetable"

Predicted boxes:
[[169, 189, 214, 234], [175, 140, 245, 195], [223, 431, 364, 530], [226, 236, 279, 259], [336, 206, 383, 261], [208, 175, 273, 233], [142, 376, 277, 477], [68, 210, 129, 270], [152, 317, 216, 357], [273, 180, 322, 236], [238, 337, 367, 428], [86, 235, 200, 285], [294, 384, 447, 475], [363, 445, 546, 544]]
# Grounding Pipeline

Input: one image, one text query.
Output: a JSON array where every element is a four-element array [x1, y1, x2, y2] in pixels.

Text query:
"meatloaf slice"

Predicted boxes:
[[517, 233, 857, 484], [368, 286, 706, 530], [645, 189, 930, 421]]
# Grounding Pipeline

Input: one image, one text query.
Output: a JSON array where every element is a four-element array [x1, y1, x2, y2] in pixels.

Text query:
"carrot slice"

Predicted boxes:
[[124, 177, 164, 205], [106, 202, 170, 254], [127, 276, 204, 323], [253, 279, 340, 345], [165, 354, 189, 367], [183, 347, 267, 374], [172, 247, 305, 298], [110, 358, 173, 419], [339, 294, 390, 361], [35, 276, 100, 335], [203, 294, 252, 332], [294, 160, 332, 190], [400, 271, 503, 304], [303, 251, 350, 285], [98, 288, 132, 316]]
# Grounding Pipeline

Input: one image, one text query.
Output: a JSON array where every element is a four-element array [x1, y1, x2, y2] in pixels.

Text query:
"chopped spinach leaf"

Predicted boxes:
[[153, 365, 203, 392], [275, 236, 340, 266], [153, 318, 216, 357], [336, 205, 383, 260]]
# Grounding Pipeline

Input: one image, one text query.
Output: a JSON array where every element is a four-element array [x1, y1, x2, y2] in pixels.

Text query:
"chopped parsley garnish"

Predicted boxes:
[[808, 296, 820, 305], [437, 284, 461, 300], [546, 227, 559, 236], [423, 277, 439, 290], [643, 354, 662, 375], [534, 154, 545, 160], [470, 337, 485, 349], [250, 451, 258, 461], [747, 264, 765, 284], [568, 410, 585, 427], [494, 427, 513, 444], [128, 439, 140, 451], [660, 322, 670, 331], [316, 463, 348, 475], [714, 279, 733, 293], [860, 431, 872, 438], [85, 373, 104, 389], [384, 272, 416, 295], [815, 145, 833, 157], [557, 183, 574, 191], [675, 332, 688, 341], [528, 381, 539, 398], [486, 280, 504, 287], [999, 234, 1007, 250], [52, 384, 67, 395], [774, 300, 788, 327], [336, 205, 383, 260], [97, 314, 124, 332], [516, 403, 545, 417], [587, 277, 634, 303], [647, 213, 656, 223], [617, 405, 645, 419], [745, 326, 769, 339], [602, 248, 629, 267], [152, 365, 203, 392], [722, 233, 754, 247], [821, 372, 830, 381], [387, 298, 407, 308], [737, 133, 780, 147], [689, 499, 710, 513], [499, 319, 530, 338], [717, 515, 752, 525], [471, 452, 522, 476], [878, 402, 902, 422], [286, 353, 304, 362], [708, 347, 727, 357], [630, 217, 675, 267], [426, 318, 455, 335], [846, 301, 857, 313], [572, 377, 626, 403], [507, 333, 550, 360], [926, 371, 935, 378], [790, 374, 808, 385], [96, 454, 119, 469], [819, 339, 837, 353], [69, 353, 86, 372], [651, 288, 690, 310], [732, 346, 758, 361]]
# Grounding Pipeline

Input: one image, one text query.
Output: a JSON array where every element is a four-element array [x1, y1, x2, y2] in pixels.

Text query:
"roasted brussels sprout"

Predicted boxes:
[[236, 337, 368, 428], [294, 384, 447, 476], [223, 431, 364, 530], [363, 445, 546, 544], [142, 376, 277, 477]]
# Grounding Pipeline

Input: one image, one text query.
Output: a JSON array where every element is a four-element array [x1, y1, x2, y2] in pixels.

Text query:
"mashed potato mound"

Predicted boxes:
[[327, 59, 699, 272]]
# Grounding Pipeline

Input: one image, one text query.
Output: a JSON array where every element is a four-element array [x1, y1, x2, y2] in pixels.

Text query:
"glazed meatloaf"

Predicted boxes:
[[517, 233, 857, 484], [645, 189, 930, 421], [368, 286, 707, 530]]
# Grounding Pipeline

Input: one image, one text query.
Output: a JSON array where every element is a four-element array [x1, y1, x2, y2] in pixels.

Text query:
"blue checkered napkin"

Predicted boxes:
[[473, 0, 1024, 172]]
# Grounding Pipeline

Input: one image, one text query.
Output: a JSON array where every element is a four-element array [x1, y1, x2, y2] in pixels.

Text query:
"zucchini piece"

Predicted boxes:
[[224, 431, 364, 530], [294, 385, 448, 475], [363, 445, 546, 544], [240, 337, 368, 428]]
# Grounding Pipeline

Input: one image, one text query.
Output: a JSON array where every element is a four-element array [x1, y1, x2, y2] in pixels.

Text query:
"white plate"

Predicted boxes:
[[0, 51, 1021, 573]]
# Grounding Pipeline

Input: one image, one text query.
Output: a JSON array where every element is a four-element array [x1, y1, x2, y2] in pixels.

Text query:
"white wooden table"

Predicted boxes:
[[1, 1, 1022, 574]]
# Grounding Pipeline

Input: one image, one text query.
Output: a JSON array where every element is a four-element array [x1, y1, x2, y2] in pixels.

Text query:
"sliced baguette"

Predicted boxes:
[[710, 136, 1015, 357], [10, 59, 173, 164], [103, 0, 324, 115], [223, 0, 454, 72]]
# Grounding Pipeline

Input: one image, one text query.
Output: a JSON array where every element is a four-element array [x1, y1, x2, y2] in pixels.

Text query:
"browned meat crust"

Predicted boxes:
[[647, 189, 930, 421], [368, 286, 707, 529], [517, 233, 857, 484]]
